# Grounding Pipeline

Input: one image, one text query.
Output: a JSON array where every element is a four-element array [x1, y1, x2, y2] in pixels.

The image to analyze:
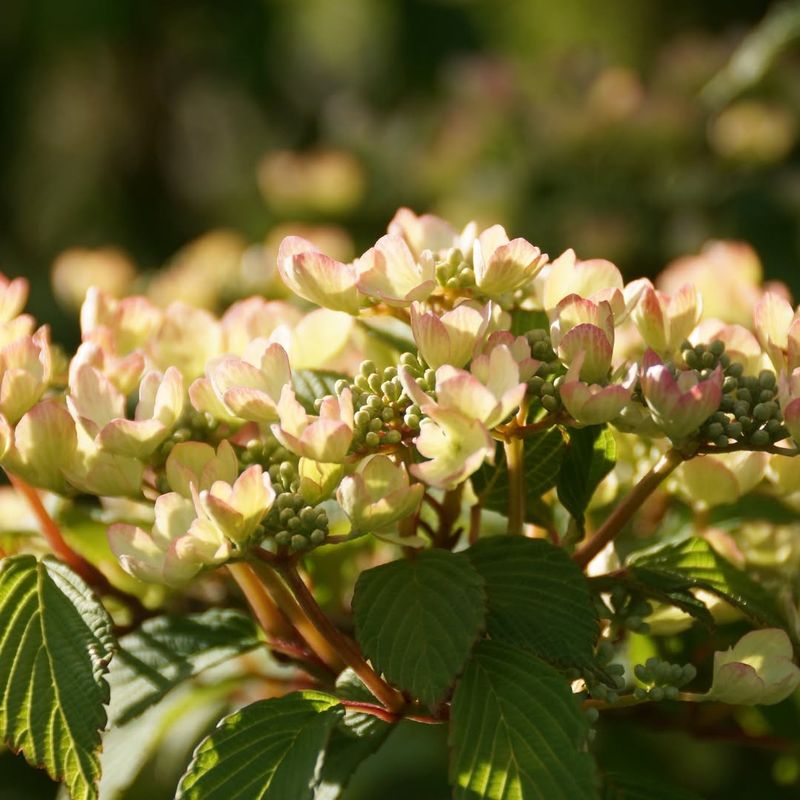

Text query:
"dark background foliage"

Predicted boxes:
[[1, 1, 799, 797]]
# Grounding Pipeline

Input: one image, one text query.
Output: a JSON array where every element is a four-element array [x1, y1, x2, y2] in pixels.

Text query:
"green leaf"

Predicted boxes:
[[466, 536, 599, 668], [176, 691, 344, 800], [628, 537, 786, 631], [314, 670, 392, 800], [557, 425, 616, 530], [352, 550, 486, 708], [471, 428, 566, 520], [293, 370, 348, 413], [449, 641, 598, 799], [602, 770, 703, 799], [108, 609, 262, 725], [0, 555, 116, 800], [590, 569, 713, 629]]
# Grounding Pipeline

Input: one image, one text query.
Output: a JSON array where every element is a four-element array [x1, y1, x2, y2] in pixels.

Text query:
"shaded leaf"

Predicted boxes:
[[467, 536, 599, 668], [603, 770, 703, 800], [109, 609, 261, 725], [352, 550, 486, 708], [449, 641, 598, 799], [293, 370, 348, 413], [628, 537, 785, 631], [557, 425, 616, 530], [176, 691, 343, 800]]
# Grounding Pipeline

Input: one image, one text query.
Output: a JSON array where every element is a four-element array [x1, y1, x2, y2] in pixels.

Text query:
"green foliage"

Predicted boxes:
[[466, 535, 599, 668], [108, 609, 262, 725], [628, 536, 787, 631], [314, 670, 392, 800], [449, 641, 598, 799], [602, 771, 704, 799], [0, 555, 115, 800], [176, 691, 344, 800], [293, 370, 349, 413], [471, 428, 566, 520], [557, 425, 616, 530], [352, 550, 486, 708]]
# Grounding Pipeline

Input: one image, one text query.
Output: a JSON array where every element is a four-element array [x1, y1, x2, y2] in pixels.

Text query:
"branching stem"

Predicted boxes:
[[573, 448, 684, 569], [276, 561, 405, 713]]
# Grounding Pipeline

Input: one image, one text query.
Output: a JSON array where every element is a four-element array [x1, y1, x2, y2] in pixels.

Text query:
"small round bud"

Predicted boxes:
[[365, 431, 381, 448], [384, 430, 402, 444], [709, 340, 725, 356], [759, 370, 777, 389], [310, 529, 326, 545], [290, 534, 307, 551], [360, 360, 377, 376], [648, 686, 665, 702], [750, 429, 770, 447]]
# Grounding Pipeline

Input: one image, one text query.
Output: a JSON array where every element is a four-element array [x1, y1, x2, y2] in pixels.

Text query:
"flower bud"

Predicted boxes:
[[337, 455, 423, 532], [632, 283, 702, 355], [706, 629, 800, 705], [640, 349, 723, 440], [298, 458, 344, 505], [559, 353, 633, 426]]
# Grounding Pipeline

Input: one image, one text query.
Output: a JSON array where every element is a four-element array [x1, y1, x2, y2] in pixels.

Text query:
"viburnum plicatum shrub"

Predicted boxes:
[[1, 210, 800, 799]]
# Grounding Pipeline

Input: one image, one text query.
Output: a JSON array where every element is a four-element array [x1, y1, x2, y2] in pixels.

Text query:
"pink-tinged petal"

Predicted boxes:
[[783, 397, 800, 444], [283, 248, 361, 314], [108, 524, 166, 583], [558, 379, 592, 420], [0, 370, 45, 426], [436, 371, 499, 423], [209, 356, 268, 396], [256, 343, 292, 400], [302, 418, 353, 463], [152, 366, 184, 425], [476, 237, 545, 296], [441, 301, 492, 367], [575, 385, 631, 426], [410, 303, 451, 369], [788, 318, 800, 372], [754, 292, 794, 370], [558, 324, 613, 383], [289, 310, 353, 369], [68, 364, 126, 428], [99, 418, 167, 458], [667, 283, 702, 346], [632, 285, 668, 353], [0, 275, 29, 323], [357, 234, 435, 306], [544, 250, 623, 310], [189, 377, 240, 423], [7, 401, 77, 493], [388, 207, 458, 257], [222, 387, 278, 422], [398, 366, 434, 408], [276, 385, 309, 438]]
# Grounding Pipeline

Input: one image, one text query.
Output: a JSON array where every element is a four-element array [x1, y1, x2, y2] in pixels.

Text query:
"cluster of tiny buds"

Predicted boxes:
[[240, 434, 295, 471], [263, 461, 328, 553], [598, 587, 653, 636], [341, 356, 425, 451], [581, 640, 626, 705], [633, 657, 697, 701], [435, 247, 475, 290], [680, 340, 788, 447], [525, 329, 563, 412]]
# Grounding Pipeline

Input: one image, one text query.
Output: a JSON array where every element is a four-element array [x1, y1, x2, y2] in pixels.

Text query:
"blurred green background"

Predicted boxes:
[[1, 1, 800, 798]]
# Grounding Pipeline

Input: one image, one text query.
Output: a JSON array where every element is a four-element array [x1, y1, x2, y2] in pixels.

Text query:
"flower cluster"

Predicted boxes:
[[2, 208, 800, 591]]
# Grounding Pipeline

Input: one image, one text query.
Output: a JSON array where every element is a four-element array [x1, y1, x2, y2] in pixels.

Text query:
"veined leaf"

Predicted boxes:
[[466, 536, 599, 668], [0, 555, 115, 800], [449, 641, 598, 799], [352, 550, 486, 708], [557, 425, 616, 530], [293, 370, 348, 413], [108, 609, 261, 725], [471, 428, 566, 520], [314, 670, 392, 800], [628, 537, 786, 631], [177, 691, 343, 800]]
